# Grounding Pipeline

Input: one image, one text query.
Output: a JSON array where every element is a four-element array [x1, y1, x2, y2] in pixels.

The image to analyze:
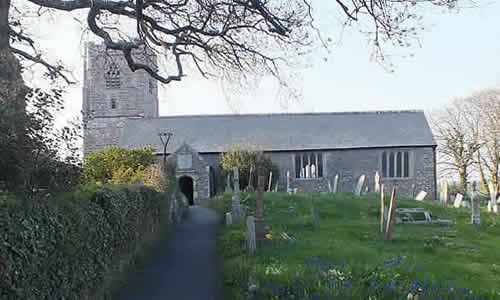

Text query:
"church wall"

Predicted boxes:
[[262, 146, 436, 198]]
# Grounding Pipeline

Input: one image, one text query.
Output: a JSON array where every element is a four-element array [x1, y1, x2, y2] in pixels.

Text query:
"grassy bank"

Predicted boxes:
[[214, 192, 500, 299]]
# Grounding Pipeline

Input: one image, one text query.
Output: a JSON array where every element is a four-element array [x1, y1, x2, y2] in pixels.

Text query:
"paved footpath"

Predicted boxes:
[[115, 206, 222, 300]]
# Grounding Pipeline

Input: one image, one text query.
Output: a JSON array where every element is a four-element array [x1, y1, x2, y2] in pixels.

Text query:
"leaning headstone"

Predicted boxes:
[[327, 178, 333, 193], [232, 167, 243, 220], [471, 182, 480, 226], [225, 212, 233, 226], [274, 182, 278, 192], [415, 191, 427, 201], [333, 174, 339, 194], [354, 174, 366, 196], [374, 171, 381, 193], [267, 171, 273, 192], [310, 196, 318, 223], [246, 216, 256, 254], [453, 193, 464, 208]]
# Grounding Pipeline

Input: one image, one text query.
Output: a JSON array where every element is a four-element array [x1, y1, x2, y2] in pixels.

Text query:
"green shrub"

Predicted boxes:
[[0, 184, 171, 300], [81, 146, 156, 185], [220, 147, 279, 190]]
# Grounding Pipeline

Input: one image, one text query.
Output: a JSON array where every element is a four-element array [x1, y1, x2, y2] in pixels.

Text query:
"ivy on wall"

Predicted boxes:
[[0, 184, 174, 299]]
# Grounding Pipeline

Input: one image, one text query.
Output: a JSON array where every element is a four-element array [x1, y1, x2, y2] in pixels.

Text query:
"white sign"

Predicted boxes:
[[178, 154, 193, 169]]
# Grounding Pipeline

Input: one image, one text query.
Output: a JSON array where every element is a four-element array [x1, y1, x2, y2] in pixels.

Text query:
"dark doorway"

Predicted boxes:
[[179, 176, 194, 205]]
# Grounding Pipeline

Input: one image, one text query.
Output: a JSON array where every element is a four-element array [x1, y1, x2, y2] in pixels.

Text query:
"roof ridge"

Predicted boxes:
[[151, 109, 424, 119]]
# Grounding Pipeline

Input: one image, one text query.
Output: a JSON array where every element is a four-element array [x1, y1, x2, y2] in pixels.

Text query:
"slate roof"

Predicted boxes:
[[118, 110, 436, 154]]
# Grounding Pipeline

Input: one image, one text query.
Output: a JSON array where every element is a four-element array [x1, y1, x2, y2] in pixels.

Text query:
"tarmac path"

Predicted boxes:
[[114, 206, 222, 300]]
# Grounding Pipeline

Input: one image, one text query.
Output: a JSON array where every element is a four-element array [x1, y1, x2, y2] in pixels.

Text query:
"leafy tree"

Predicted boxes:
[[0, 87, 82, 199], [220, 147, 279, 190], [81, 146, 156, 184]]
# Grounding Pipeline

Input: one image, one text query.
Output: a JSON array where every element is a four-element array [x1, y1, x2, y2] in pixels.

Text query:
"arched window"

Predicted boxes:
[[382, 151, 411, 178], [105, 61, 121, 89], [381, 152, 387, 177], [396, 152, 402, 177]]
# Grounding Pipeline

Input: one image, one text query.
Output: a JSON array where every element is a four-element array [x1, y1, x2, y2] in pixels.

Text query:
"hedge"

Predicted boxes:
[[0, 184, 173, 299]]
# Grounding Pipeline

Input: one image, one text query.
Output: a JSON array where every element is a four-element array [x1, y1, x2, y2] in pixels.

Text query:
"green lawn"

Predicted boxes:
[[212, 192, 500, 299]]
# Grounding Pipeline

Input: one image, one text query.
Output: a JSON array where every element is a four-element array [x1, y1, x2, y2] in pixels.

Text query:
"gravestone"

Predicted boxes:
[[453, 193, 464, 208], [354, 174, 366, 196], [471, 182, 480, 226], [310, 197, 318, 223], [225, 212, 232, 226], [268, 171, 273, 192], [286, 171, 291, 194], [255, 176, 266, 244], [246, 216, 256, 254], [248, 164, 254, 187], [374, 171, 381, 193], [232, 167, 243, 220], [415, 191, 427, 201], [411, 184, 416, 199], [274, 182, 278, 192], [225, 174, 232, 192], [440, 181, 448, 206], [327, 178, 332, 193], [488, 181, 498, 213], [333, 174, 339, 194]]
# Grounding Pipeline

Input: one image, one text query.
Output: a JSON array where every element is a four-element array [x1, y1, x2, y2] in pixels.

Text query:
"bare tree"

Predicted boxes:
[[430, 99, 481, 193], [465, 88, 500, 195]]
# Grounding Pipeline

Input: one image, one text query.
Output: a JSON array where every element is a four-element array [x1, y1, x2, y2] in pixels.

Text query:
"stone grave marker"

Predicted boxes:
[[333, 174, 339, 194], [274, 181, 278, 192], [327, 178, 332, 193], [310, 196, 318, 223], [225, 173, 232, 192], [246, 216, 256, 254], [411, 184, 416, 199], [354, 174, 366, 196], [286, 170, 291, 194], [255, 176, 266, 244], [374, 171, 381, 193], [267, 171, 273, 192], [471, 182, 480, 226], [232, 167, 243, 220], [225, 212, 232, 226], [453, 193, 464, 208], [440, 181, 448, 206], [488, 181, 498, 213], [415, 191, 427, 201]]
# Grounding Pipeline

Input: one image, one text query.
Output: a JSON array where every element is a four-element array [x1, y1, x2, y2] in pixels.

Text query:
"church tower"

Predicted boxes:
[[82, 42, 159, 153]]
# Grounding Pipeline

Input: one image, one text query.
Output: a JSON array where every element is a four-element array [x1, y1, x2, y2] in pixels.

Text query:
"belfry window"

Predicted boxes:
[[105, 62, 121, 89], [294, 152, 323, 178], [381, 151, 411, 178]]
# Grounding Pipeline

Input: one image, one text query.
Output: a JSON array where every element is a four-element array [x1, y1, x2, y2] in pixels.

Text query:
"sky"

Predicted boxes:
[[22, 0, 500, 126]]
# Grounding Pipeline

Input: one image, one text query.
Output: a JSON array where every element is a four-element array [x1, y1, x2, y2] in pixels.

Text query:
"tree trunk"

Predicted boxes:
[[477, 152, 489, 194], [0, 0, 30, 186]]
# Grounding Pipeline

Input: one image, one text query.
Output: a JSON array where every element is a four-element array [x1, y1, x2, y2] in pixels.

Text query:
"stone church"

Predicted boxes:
[[82, 43, 438, 205]]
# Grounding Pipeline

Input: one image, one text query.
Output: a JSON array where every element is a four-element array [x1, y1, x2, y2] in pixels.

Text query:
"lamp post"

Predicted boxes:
[[158, 132, 173, 168]]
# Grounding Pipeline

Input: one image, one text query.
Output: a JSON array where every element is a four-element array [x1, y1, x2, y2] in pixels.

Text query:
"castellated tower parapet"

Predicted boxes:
[[82, 42, 159, 154]]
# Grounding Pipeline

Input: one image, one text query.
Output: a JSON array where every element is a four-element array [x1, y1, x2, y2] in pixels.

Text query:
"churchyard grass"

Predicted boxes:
[[214, 192, 500, 299]]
